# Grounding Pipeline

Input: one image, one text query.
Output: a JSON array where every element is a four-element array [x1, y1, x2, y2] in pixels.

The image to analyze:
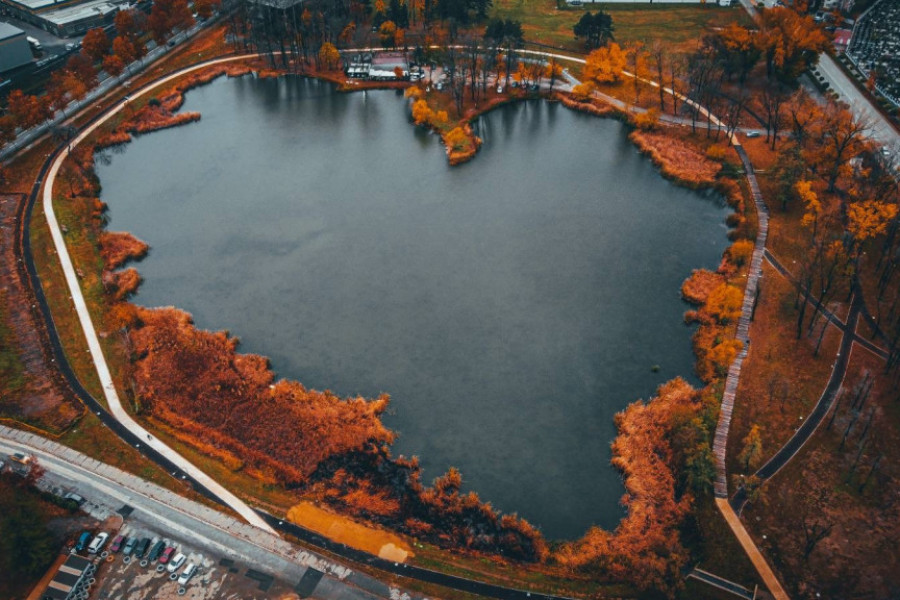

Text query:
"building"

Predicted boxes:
[[0, 0, 120, 37], [0, 21, 33, 72], [833, 28, 852, 51], [368, 51, 408, 80], [41, 554, 94, 600]]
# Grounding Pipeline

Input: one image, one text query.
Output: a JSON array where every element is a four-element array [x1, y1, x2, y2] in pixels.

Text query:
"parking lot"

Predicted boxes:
[[62, 520, 302, 600], [91, 524, 300, 599]]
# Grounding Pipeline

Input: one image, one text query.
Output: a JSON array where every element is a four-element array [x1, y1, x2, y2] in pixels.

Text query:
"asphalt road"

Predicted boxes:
[[0, 426, 400, 600], [815, 55, 900, 148]]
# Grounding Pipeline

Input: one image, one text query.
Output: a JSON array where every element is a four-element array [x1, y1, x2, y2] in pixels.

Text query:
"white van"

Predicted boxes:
[[88, 532, 109, 554], [177, 563, 197, 584]]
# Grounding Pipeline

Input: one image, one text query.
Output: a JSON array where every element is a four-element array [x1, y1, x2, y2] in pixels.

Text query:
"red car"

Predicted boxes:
[[159, 546, 176, 564], [110, 535, 126, 553]]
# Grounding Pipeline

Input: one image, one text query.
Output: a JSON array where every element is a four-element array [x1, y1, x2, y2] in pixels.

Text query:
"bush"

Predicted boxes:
[[706, 144, 728, 161], [633, 108, 659, 131], [727, 239, 755, 266]]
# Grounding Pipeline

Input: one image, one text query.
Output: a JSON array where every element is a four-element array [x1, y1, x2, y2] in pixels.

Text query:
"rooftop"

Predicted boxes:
[[40, 0, 118, 26], [0, 21, 26, 39]]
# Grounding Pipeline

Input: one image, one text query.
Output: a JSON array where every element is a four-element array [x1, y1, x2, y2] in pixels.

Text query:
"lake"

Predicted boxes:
[[96, 75, 730, 540]]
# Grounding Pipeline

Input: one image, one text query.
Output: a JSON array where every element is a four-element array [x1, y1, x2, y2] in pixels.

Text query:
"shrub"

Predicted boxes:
[[728, 239, 755, 267], [706, 144, 728, 161], [633, 108, 659, 131]]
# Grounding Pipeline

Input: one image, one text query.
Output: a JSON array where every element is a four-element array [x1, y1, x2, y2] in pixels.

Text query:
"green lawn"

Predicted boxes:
[[492, 0, 754, 54]]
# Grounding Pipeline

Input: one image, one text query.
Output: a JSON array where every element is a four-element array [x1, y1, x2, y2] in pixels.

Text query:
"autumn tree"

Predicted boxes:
[[706, 22, 760, 84], [6, 90, 51, 129], [758, 7, 830, 83], [796, 179, 823, 239], [484, 18, 523, 89], [649, 40, 667, 112], [81, 27, 111, 62], [65, 52, 98, 87], [738, 424, 763, 471], [378, 20, 397, 47], [318, 42, 341, 70], [816, 103, 871, 192], [544, 56, 563, 93], [149, 0, 194, 44], [583, 42, 627, 84], [706, 283, 743, 324], [760, 81, 789, 148], [114, 9, 146, 59], [103, 54, 126, 76]]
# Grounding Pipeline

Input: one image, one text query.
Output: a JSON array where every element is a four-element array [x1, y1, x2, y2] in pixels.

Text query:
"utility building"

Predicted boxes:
[[0, 21, 33, 72]]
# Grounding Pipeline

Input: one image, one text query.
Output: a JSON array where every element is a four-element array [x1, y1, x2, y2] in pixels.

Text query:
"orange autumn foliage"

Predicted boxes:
[[557, 379, 700, 595], [102, 267, 142, 301], [130, 306, 394, 483], [583, 42, 627, 84], [628, 131, 721, 187], [681, 269, 725, 305], [705, 283, 743, 324], [98, 232, 149, 269], [683, 276, 745, 382]]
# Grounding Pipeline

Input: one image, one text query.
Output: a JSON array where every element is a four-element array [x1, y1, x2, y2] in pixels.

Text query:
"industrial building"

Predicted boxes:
[[0, 0, 120, 37], [0, 21, 33, 71]]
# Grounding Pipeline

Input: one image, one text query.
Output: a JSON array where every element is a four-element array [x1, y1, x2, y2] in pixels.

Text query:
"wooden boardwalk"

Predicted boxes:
[[713, 144, 769, 499]]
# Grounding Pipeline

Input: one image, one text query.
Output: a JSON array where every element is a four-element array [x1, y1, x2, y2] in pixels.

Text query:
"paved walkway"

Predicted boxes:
[[716, 498, 789, 600], [23, 46, 787, 600], [41, 54, 276, 533], [731, 292, 863, 512]]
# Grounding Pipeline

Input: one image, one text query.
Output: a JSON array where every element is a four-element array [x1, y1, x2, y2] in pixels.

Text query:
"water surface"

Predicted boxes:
[[96, 76, 730, 539]]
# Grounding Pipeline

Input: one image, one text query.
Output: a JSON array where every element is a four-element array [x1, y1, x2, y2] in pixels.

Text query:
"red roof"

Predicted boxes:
[[834, 29, 852, 46]]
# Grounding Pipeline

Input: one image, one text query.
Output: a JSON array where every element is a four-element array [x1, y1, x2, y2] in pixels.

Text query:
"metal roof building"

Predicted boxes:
[[0, 21, 33, 72], [0, 0, 119, 37]]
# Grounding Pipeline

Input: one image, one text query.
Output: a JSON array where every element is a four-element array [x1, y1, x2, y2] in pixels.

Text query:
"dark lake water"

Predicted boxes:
[[95, 75, 730, 540]]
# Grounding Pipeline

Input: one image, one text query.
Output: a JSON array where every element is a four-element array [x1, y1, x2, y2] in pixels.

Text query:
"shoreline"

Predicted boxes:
[[25, 45, 755, 592]]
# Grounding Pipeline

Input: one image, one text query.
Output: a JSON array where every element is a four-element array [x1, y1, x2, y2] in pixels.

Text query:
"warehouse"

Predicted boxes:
[[0, 21, 33, 72]]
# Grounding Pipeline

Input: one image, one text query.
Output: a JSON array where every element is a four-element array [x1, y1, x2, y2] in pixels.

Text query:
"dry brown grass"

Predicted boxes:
[[555, 91, 617, 117], [682, 269, 726, 305], [98, 231, 148, 270], [629, 130, 722, 187]]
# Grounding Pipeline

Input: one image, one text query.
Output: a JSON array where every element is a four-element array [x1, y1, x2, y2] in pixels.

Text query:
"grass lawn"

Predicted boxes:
[[491, 0, 754, 54]]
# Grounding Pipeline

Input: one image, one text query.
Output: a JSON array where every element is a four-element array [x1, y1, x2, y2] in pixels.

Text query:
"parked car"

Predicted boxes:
[[177, 563, 197, 585], [134, 538, 151, 558], [159, 547, 176, 564], [166, 552, 186, 573], [110, 535, 125, 553], [746, 131, 761, 138], [88, 532, 109, 554], [148, 540, 166, 562], [62, 492, 85, 508], [74, 531, 92, 553], [122, 537, 138, 555]]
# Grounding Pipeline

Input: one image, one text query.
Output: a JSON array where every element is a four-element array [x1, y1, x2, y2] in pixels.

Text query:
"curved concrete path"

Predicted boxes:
[[42, 53, 275, 533], [34, 46, 789, 597]]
